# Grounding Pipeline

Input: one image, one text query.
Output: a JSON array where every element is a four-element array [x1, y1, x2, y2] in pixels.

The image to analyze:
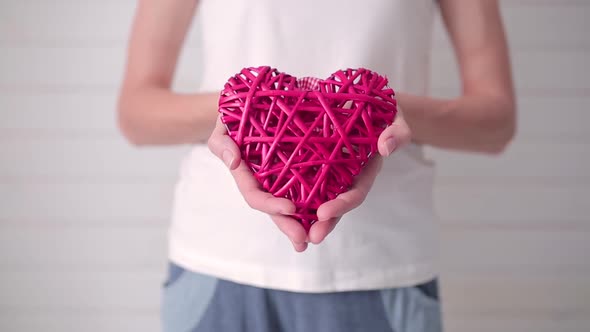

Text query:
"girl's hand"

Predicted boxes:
[[208, 109, 411, 251], [308, 109, 412, 244], [207, 117, 309, 252]]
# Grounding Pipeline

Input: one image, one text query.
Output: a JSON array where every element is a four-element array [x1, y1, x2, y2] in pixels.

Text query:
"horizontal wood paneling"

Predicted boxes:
[[1, 181, 587, 226], [440, 230, 590, 271], [515, 97, 590, 142], [11, 314, 588, 332], [434, 183, 589, 225], [0, 137, 188, 178], [0, 269, 589, 320], [426, 142, 590, 178], [0, 2, 136, 46], [0, 94, 118, 134], [1, 47, 588, 94], [2, 95, 589, 142], [0, 183, 174, 222], [430, 49, 590, 93], [0, 138, 586, 179], [446, 319, 590, 332], [1, 1, 589, 331], [0, 313, 159, 332], [0, 226, 587, 274], [0, 227, 168, 270], [432, 2, 590, 50], [0, 46, 202, 91], [0, 271, 161, 310], [0, 182, 590, 227], [1, 275, 588, 332], [2, 1, 589, 48], [442, 276, 590, 316]]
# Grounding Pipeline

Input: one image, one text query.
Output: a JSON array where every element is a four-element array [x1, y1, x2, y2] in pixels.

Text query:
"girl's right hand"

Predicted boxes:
[[207, 117, 309, 252]]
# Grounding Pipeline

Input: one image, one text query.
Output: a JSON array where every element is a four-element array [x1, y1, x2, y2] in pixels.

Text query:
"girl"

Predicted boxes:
[[118, 0, 515, 331]]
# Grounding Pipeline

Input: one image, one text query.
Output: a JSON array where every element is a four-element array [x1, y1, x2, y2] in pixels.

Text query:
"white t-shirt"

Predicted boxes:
[[169, 0, 439, 292]]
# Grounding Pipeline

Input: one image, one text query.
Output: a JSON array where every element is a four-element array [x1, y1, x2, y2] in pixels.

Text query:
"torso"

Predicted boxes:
[[169, 0, 439, 292]]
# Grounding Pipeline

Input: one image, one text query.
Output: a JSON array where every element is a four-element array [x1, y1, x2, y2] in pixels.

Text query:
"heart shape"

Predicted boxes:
[[218, 66, 397, 231]]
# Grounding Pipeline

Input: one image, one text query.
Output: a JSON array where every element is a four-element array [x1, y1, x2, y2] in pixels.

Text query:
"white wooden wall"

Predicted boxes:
[[0, 0, 588, 331]]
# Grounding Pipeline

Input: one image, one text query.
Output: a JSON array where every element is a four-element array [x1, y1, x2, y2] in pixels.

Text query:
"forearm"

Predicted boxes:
[[398, 93, 515, 153], [118, 88, 219, 145]]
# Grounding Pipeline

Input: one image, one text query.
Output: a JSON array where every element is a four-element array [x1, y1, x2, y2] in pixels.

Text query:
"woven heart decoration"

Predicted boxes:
[[218, 66, 397, 231]]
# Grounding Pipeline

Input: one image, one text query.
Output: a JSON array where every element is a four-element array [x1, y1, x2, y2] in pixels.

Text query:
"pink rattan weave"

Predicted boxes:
[[218, 66, 397, 231]]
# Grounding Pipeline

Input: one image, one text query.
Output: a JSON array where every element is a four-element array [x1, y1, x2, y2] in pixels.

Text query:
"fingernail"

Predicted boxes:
[[383, 137, 396, 156], [222, 150, 234, 168]]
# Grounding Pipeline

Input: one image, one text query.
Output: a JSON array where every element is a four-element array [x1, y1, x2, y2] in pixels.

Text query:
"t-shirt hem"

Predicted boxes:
[[168, 240, 438, 293]]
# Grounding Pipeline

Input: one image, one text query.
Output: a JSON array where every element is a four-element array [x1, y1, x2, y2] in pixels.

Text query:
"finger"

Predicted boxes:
[[378, 108, 412, 156], [308, 217, 340, 244], [207, 116, 241, 169], [232, 162, 296, 215], [316, 156, 382, 220], [292, 242, 308, 252], [271, 214, 308, 249], [316, 193, 362, 222]]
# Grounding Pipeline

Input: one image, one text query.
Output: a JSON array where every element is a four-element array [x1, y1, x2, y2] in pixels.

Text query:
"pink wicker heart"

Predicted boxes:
[[219, 66, 397, 231]]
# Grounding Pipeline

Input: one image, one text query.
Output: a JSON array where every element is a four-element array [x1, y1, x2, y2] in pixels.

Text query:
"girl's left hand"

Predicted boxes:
[[308, 108, 412, 244]]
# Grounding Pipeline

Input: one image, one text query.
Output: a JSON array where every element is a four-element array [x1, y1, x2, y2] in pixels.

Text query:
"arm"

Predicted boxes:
[[117, 0, 218, 146], [308, 0, 516, 242], [400, 0, 516, 153]]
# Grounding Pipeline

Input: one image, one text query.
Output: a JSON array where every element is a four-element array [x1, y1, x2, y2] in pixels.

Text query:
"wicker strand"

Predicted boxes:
[[219, 66, 397, 231]]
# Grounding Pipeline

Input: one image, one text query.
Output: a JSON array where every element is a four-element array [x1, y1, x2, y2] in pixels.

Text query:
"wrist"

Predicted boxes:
[[190, 92, 221, 143]]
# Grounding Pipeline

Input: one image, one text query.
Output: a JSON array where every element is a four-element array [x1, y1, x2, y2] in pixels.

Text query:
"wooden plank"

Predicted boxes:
[[0, 183, 175, 222], [0, 49, 588, 93], [515, 97, 590, 142], [434, 183, 589, 224], [1, 270, 589, 320], [0, 93, 118, 133], [430, 49, 590, 92], [445, 318, 590, 332], [0, 225, 588, 273], [1, 272, 588, 332], [441, 275, 590, 316], [0, 1, 136, 46], [4, 315, 578, 332], [0, 137, 189, 178], [2, 1, 588, 49], [425, 142, 590, 178], [0, 1, 201, 47], [0, 182, 587, 226], [2, 94, 589, 141], [0, 46, 203, 90], [0, 135, 586, 179], [0, 227, 168, 269], [0, 47, 126, 88], [439, 230, 590, 272], [0, 270, 162, 310], [433, 3, 590, 50], [0, 312, 159, 332]]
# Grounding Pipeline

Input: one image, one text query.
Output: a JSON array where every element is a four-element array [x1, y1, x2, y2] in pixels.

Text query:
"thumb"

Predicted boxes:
[[208, 116, 241, 169], [378, 108, 411, 156]]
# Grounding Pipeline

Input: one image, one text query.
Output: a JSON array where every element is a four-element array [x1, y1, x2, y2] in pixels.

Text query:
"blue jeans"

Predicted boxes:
[[161, 263, 443, 332]]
